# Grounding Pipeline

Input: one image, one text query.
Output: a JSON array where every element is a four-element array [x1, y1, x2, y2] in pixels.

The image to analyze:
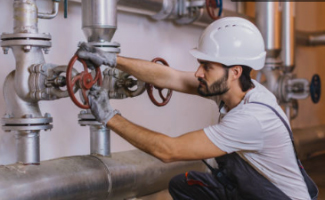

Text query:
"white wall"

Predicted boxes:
[[0, 0, 221, 165]]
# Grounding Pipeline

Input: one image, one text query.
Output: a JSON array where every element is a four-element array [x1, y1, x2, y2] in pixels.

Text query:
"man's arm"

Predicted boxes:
[[107, 114, 226, 162], [117, 56, 199, 95]]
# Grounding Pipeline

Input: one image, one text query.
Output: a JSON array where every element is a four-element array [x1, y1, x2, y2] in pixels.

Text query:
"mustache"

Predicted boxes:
[[198, 78, 207, 85]]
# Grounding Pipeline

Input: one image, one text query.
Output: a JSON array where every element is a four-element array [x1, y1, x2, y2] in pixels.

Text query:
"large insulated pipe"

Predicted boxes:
[[82, 0, 117, 43], [255, 2, 281, 59], [281, 2, 295, 73], [0, 150, 207, 200], [70, 0, 252, 26], [255, 2, 282, 96]]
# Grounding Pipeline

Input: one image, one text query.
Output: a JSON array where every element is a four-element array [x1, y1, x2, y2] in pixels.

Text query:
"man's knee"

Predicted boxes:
[[168, 173, 186, 194]]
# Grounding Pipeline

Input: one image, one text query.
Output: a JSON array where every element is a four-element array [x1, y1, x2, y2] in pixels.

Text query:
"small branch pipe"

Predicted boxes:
[[90, 125, 111, 156], [281, 2, 295, 72], [296, 31, 325, 46], [38, 1, 60, 19], [0, 150, 207, 200]]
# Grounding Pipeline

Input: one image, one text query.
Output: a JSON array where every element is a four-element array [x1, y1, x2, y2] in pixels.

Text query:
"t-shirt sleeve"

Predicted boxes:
[[204, 113, 263, 153]]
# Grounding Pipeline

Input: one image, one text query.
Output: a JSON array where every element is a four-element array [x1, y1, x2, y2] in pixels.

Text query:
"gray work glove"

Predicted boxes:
[[77, 42, 117, 70], [88, 86, 121, 125]]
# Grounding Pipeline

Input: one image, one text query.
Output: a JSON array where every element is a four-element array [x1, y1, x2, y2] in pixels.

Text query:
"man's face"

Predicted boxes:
[[195, 61, 230, 97]]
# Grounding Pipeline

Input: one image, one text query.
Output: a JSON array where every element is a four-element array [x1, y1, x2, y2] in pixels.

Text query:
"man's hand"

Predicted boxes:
[[77, 42, 116, 69], [88, 86, 120, 125]]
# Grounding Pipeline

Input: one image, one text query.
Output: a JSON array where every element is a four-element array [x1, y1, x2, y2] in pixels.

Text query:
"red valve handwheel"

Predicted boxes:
[[66, 54, 102, 109], [146, 58, 173, 107], [206, 0, 220, 20]]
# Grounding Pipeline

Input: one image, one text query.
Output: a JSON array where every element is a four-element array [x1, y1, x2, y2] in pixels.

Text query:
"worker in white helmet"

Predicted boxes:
[[78, 17, 315, 199]]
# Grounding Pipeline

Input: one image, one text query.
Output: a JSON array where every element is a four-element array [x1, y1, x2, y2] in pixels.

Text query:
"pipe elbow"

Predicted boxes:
[[38, 1, 59, 19], [4, 71, 42, 118]]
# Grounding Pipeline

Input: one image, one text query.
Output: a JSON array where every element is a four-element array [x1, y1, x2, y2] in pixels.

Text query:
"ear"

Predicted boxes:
[[230, 65, 242, 80]]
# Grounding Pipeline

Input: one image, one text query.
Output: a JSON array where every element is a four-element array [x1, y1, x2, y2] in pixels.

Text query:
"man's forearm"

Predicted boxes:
[[116, 56, 173, 88], [107, 114, 175, 162]]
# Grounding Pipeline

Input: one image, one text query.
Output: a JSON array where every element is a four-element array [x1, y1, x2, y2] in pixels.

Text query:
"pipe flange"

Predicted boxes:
[[78, 111, 102, 126], [79, 41, 120, 53], [1, 33, 52, 48], [2, 114, 53, 132], [2, 125, 53, 131], [1, 39, 51, 48], [1, 33, 52, 41]]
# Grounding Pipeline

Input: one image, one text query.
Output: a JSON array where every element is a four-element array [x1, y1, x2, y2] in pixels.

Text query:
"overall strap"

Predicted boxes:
[[250, 102, 299, 161]]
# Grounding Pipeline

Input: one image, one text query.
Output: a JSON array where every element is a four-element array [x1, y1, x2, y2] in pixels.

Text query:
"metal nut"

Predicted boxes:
[[3, 114, 11, 118], [80, 110, 87, 114], [23, 45, 31, 52], [24, 114, 33, 118], [2, 47, 9, 54], [44, 113, 51, 118], [43, 48, 50, 54]]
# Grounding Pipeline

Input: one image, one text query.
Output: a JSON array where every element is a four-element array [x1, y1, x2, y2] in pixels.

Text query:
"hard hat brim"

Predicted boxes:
[[190, 48, 266, 71]]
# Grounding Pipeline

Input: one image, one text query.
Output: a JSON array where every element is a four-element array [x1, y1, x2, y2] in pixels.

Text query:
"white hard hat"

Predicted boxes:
[[190, 17, 266, 70]]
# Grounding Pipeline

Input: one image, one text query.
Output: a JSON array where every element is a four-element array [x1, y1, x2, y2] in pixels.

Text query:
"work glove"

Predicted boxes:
[[77, 42, 116, 70], [88, 85, 121, 125]]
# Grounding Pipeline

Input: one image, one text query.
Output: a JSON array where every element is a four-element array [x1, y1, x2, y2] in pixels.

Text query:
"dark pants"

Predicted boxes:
[[168, 171, 242, 200]]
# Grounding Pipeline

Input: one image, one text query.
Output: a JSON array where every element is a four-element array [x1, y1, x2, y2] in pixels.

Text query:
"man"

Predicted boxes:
[[78, 17, 311, 199]]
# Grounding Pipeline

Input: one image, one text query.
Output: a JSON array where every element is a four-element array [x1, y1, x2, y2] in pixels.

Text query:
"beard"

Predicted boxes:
[[197, 73, 229, 97]]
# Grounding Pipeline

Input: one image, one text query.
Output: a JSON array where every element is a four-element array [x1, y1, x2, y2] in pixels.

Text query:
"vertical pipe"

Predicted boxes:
[[82, 0, 118, 42], [282, 2, 295, 73], [16, 131, 40, 164], [255, 2, 281, 59], [13, 0, 38, 33], [90, 125, 111, 156]]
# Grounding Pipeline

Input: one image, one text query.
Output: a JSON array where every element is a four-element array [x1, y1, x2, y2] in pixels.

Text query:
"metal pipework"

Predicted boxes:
[[79, 110, 111, 156], [0, 150, 207, 200], [71, 0, 252, 26], [281, 2, 295, 73], [1, 0, 54, 165], [82, 0, 117, 43], [38, 0, 60, 19], [296, 31, 325, 46], [255, 2, 281, 59], [13, 0, 38, 34]]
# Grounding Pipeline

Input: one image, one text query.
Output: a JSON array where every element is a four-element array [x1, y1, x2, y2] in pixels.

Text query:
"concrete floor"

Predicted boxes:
[[302, 154, 325, 200]]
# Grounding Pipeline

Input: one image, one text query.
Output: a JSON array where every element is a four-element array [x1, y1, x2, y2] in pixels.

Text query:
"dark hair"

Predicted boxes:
[[222, 64, 254, 92]]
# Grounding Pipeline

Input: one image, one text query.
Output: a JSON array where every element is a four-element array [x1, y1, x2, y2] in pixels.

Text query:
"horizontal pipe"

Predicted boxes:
[[296, 31, 325, 46], [68, 0, 253, 27], [0, 150, 207, 200]]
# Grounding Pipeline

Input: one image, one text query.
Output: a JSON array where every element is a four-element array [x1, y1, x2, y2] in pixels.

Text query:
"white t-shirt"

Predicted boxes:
[[204, 80, 310, 200]]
